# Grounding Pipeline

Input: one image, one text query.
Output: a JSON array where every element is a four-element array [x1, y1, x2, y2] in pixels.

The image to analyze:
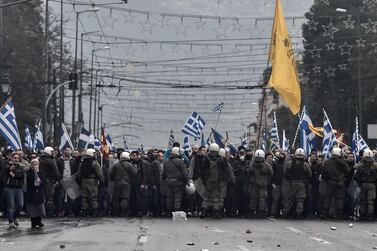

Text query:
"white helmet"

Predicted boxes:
[[185, 182, 196, 195], [254, 149, 265, 161], [120, 151, 130, 160], [219, 148, 226, 157], [331, 147, 342, 157], [363, 149, 374, 162], [171, 147, 180, 156], [85, 148, 96, 157], [295, 148, 306, 159], [43, 146, 54, 156], [209, 143, 220, 152]]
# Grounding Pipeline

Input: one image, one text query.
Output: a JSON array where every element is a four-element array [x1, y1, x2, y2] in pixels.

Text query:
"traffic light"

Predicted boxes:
[[68, 73, 78, 90]]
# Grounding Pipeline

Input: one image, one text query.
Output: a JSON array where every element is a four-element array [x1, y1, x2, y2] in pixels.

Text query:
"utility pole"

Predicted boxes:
[[53, 69, 58, 144], [59, 0, 64, 125], [43, 0, 50, 141]]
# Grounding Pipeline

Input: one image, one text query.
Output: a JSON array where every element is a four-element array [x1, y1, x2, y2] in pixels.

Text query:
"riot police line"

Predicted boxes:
[[0, 143, 376, 229]]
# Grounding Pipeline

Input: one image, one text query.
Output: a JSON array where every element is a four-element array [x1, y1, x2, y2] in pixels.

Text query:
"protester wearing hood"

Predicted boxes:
[[320, 147, 349, 220], [282, 148, 312, 219]]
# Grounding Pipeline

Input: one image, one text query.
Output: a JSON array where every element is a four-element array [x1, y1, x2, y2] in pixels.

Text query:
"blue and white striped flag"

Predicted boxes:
[[0, 98, 22, 150], [94, 137, 101, 150], [122, 136, 129, 151], [282, 129, 290, 152], [352, 117, 370, 161], [182, 112, 206, 139], [261, 129, 267, 151], [211, 102, 224, 113], [322, 110, 336, 159], [106, 134, 115, 151], [183, 135, 190, 158], [300, 127, 311, 157], [33, 121, 44, 152], [59, 122, 74, 151], [270, 111, 280, 150], [300, 106, 317, 150], [24, 124, 33, 149], [78, 127, 94, 149]]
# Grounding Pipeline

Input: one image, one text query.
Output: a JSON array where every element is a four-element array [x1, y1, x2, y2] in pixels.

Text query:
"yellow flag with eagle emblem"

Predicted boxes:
[[268, 0, 301, 115]]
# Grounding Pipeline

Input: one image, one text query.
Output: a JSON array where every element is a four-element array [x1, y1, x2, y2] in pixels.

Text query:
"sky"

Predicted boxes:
[[48, 0, 314, 149]]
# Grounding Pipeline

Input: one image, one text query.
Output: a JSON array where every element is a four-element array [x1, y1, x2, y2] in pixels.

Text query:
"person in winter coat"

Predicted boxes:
[[26, 158, 45, 228], [1, 153, 25, 228]]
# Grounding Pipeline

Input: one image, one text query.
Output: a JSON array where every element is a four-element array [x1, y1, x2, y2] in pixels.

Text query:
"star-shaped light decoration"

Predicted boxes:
[[313, 65, 321, 74], [212, 19, 228, 39], [325, 66, 336, 78], [361, 18, 377, 34], [140, 15, 156, 34], [322, 22, 340, 39], [338, 62, 348, 71], [339, 41, 353, 55], [195, 18, 207, 30], [371, 43, 377, 52], [309, 45, 322, 59], [308, 19, 319, 31], [314, 0, 330, 5], [343, 14, 355, 29], [159, 15, 170, 28], [325, 41, 335, 51], [356, 38, 367, 47], [363, 0, 377, 5], [232, 19, 243, 32], [174, 17, 190, 36], [124, 11, 136, 24]]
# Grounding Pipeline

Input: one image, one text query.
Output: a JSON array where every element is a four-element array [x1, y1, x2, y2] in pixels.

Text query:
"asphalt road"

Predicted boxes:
[[0, 217, 377, 251]]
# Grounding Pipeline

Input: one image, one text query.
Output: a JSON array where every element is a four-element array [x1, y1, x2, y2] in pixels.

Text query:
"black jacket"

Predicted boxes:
[[1, 161, 25, 189], [56, 157, 77, 178], [39, 153, 60, 182], [25, 169, 45, 205]]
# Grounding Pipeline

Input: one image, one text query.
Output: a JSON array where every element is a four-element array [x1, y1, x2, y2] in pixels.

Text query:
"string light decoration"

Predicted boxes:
[[360, 18, 377, 34], [314, 0, 330, 6], [140, 13, 155, 34], [322, 22, 340, 39], [309, 45, 322, 59], [173, 17, 190, 36], [356, 38, 367, 48], [338, 41, 353, 56], [343, 14, 355, 29]]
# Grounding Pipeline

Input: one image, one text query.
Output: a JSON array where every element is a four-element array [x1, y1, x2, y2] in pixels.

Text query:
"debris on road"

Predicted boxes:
[[246, 229, 252, 234], [172, 211, 187, 221], [212, 241, 220, 245], [186, 242, 195, 246], [59, 245, 65, 249], [372, 246, 377, 249], [348, 223, 353, 228], [277, 244, 281, 247], [247, 240, 253, 243], [1, 239, 6, 242], [330, 226, 337, 231]]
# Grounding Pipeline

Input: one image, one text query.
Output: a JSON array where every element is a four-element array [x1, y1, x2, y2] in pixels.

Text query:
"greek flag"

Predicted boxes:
[[183, 135, 190, 158], [352, 117, 370, 161], [270, 111, 280, 150], [94, 137, 102, 150], [241, 136, 248, 148], [24, 124, 33, 149], [182, 112, 206, 139], [122, 136, 129, 151], [59, 123, 74, 151], [322, 110, 336, 159], [168, 129, 175, 149], [33, 121, 44, 152], [300, 106, 317, 149], [300, 127, 311, 157], [282, 129, 289, 152], [78, 127, 94, 149], [106, 134, 115, 151], [0, 98, 22, 150], [211, 128, 225, 148], [211, 102, 224, 113]]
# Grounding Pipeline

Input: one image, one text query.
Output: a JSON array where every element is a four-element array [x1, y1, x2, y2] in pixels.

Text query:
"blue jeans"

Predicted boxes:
[[4, 187, 23, 222]]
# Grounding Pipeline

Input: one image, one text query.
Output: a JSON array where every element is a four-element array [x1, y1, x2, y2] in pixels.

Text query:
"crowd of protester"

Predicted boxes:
[[0, 142, 377, 229]]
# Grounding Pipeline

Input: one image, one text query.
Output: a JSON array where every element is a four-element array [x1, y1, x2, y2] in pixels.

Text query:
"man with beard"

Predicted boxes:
[[320, 147, 349, 220], [354, 149, 377, 220], [282, 148, 312, 219]]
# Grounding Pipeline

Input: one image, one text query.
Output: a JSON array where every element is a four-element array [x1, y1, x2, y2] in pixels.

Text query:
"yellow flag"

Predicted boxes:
[[268, 0, 301, 115]]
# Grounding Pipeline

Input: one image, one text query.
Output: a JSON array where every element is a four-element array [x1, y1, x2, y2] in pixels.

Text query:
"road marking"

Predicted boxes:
[[309, 237, 332, 244], [285, 226, 303, 235]]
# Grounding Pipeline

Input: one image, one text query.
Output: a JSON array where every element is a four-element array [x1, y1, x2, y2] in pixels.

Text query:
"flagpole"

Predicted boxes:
[[214, 108, 222, 131], [291, 107, 305, 149]]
